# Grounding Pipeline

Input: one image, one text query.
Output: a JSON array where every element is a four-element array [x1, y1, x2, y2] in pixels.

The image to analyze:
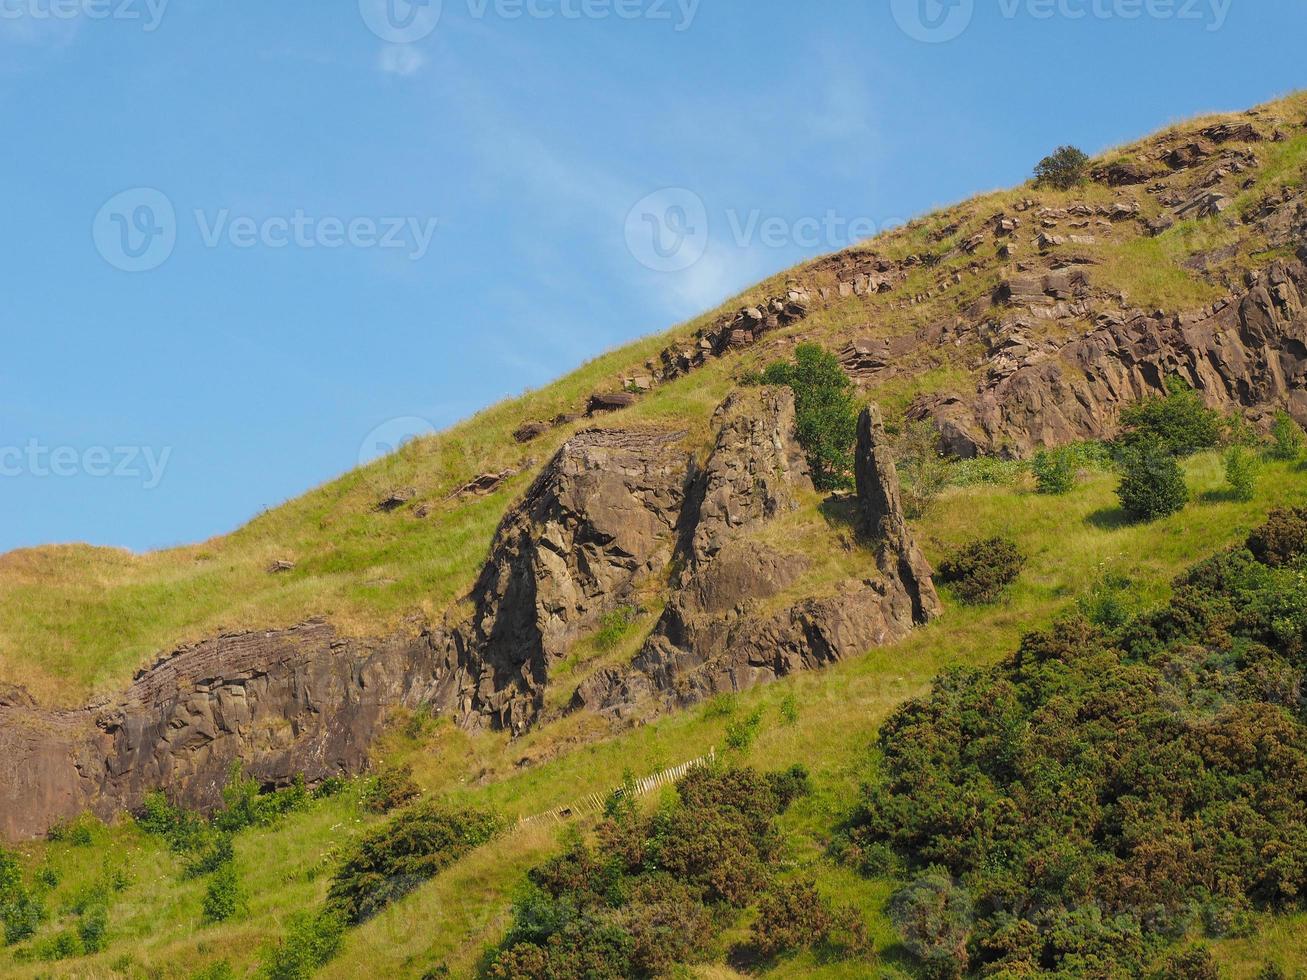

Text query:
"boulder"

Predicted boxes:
[[587, 391, 639, 415], [376, 487, 417, 511], [513, 421, 550, 443]]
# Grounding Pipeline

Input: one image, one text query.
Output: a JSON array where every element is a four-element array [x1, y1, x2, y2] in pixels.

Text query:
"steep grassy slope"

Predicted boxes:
[[4, 92, 1305, 707], [3, 453, 1306, 978]]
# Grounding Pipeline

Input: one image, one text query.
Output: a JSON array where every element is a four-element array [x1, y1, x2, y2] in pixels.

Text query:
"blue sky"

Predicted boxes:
[[2, 0, 1304, 553]]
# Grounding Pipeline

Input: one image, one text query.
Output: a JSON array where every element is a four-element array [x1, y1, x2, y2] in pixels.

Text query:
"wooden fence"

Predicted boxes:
[[517, 747, 717, 830]]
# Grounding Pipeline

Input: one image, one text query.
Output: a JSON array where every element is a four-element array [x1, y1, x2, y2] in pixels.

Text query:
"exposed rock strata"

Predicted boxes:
[[574, 394, 939, 720], [912, 257, 1307, 457]]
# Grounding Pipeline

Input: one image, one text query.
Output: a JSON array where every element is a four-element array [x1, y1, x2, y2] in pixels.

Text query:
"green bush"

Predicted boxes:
[[898, 419, 949, 518], [936, 537, 1026, 605], [327, 802, 504, 924], [779, 692, 799, 726], [594, 605, 639, 651], [47, 813, 99, 847], [201, 863, 245, 924], [1034, 145, 1090, 190], [213, 765, 309, 833], [0, 848, 45, 947], [1117, 438, 1189, 522], [1118, 378, 1223, 457], [1224, 445, 1260, 501], [724, 706, 764, 750], [182, 831, 235, 879], [262, 910, 345, 980], [1270, 410, 1305, 461], [750, 878, 867, 961], [762, 343, 859, 490], [1031, 448, 1076, 495]]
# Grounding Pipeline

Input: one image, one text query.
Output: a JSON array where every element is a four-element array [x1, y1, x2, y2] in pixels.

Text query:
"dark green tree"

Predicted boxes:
[[1034, 145, 1091, 190], [763, 344, 859, 490], [1117, 437, 1190, 522]]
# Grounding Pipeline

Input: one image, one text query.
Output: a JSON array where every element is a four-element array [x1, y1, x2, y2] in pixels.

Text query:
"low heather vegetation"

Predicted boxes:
[[841, 508, 1307, 977]]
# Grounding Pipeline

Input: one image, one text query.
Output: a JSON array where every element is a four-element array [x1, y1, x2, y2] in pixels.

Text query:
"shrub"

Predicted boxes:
[[0, 848, 45, 947], [1151, 945, 1219, 980], [887, 872, 973, 980], [213, 765, 309, 832], [1224, 445, 1259, 501], [724, 706, 764, 750], [1270, 411, 1305, 461], [764, 765, 812, 809], [47, 813, 99, 847], [594, 605, 639, 651], [182, 831, 235, 879], [779, 692, 799, 726], [262, 910, 345, 980], [1034, 145, 1090, 190], [762, 343, 859, 490], [77, 903, 109, 953], [898, 419, 949, 518], [201, 863, 245, 924], [1118, 378, 1223, 457], [1117, 438, 1189, 522], [751, 879, 833, 958], [362, 763, 422, 814], [1247, 507, 1307, 567], [488, 766, 801, 978], [842, 507, 1307, 976], [1031, 448, 1076, 495], [327, 802, 504, 924], [937, 537, 1026, 605]]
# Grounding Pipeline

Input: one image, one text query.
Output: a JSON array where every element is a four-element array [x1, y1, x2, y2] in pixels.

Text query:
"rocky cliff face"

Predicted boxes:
[[0, 390, 941, 839], [574, 392, 940, 720], [914, 254, 1307, 457], [0, 624, 438, 840]]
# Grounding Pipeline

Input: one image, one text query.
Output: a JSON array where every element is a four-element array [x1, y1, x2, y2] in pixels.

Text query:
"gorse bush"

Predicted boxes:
[[1034, 145, 1090, 190], [936, 537, 1026, 605], [841, 508, 1307, 977], [1117, 377, 1223, 457], [363, 763, 422, 814], [327, 802, 504, 925], [762, 343, 859, 490], [750, 878, 866, 962], [486, 765, 828, 978], [1117, 437, 1190, 521], [1270, 410, 1305, 461], [887, 871, 973, 980]]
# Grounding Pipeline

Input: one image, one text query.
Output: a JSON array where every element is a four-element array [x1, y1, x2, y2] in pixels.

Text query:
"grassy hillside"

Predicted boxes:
[[3, 451, 1306, 978], [4, 92, 1305, 707]]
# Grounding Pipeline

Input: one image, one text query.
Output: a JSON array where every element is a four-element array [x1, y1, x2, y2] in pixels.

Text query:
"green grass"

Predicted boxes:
[[6, 452, 1306, 978]]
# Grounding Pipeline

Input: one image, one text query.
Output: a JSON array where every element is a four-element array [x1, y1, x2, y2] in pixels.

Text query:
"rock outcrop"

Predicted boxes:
[[0, 624, 441, 840], [913, 257, 1307, 457], [575, 392, 939, 720]]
